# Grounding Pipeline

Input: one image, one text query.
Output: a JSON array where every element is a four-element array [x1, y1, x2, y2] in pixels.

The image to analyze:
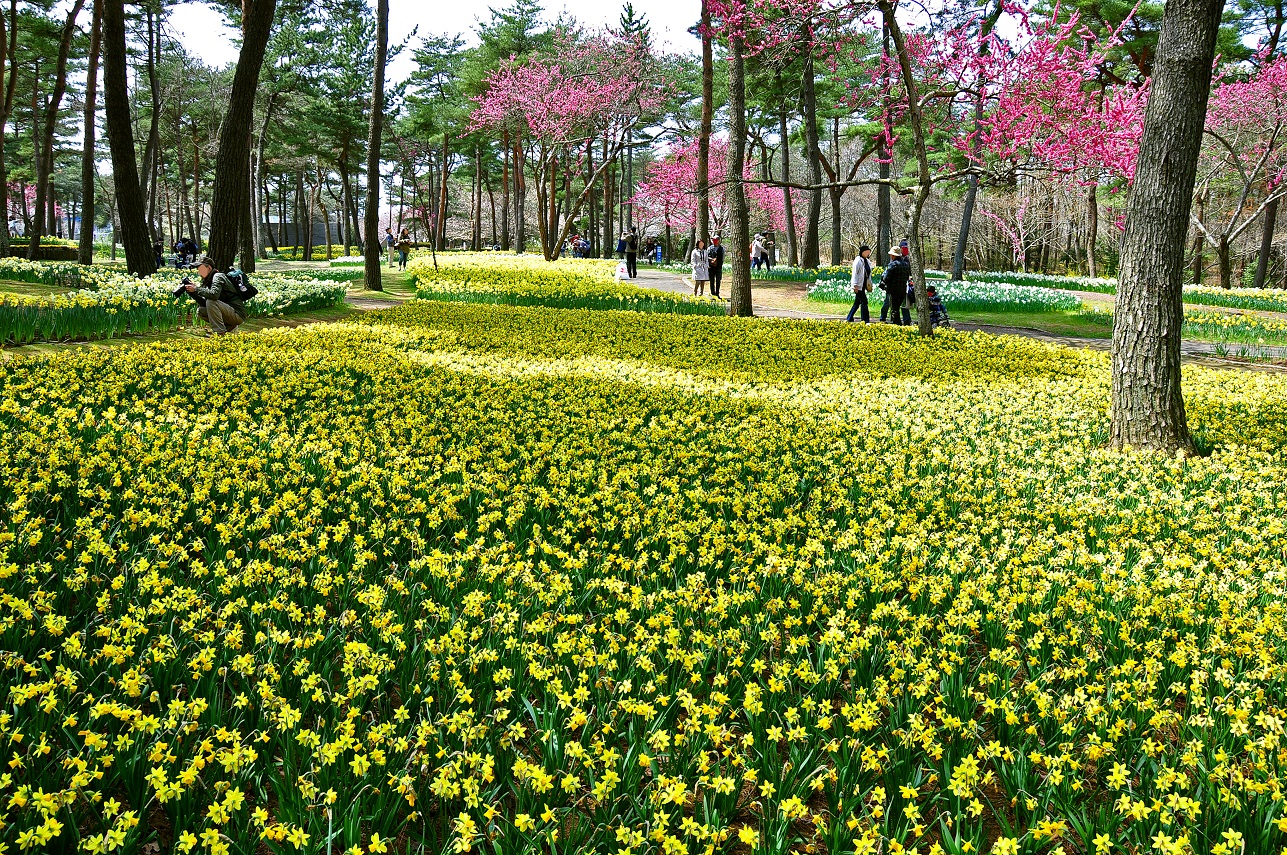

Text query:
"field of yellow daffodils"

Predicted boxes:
[[3, 300, 1287, 855]]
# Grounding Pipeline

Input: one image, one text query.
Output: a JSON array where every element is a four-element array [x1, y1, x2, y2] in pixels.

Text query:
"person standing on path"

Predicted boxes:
[[751, 234, 766, 271], [396, 229, 412, 270], [691, 238, 710, 297], [707, 235, 725, 298], [847, 245, 873, 323], [385, 227, 396, 266], [881, 247, 911, 326], [625, 227, 639, 279]]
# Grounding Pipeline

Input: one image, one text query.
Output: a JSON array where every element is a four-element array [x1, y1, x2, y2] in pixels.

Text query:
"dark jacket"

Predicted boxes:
[[625, 233, 639, 253], [881, 258, 911, 296], [195, 271, 246, 316], [706, 244, 725, 269]]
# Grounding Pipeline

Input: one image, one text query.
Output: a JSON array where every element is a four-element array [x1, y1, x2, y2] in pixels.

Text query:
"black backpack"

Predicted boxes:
[[225, 269, 258, 301]]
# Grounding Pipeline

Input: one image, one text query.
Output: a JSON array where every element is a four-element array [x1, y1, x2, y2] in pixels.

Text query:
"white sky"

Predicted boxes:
[[169, 0, 701, 82]]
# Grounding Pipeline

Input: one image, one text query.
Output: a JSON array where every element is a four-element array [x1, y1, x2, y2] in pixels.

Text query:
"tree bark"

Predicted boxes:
[[1254, 197, 1278, 289], [140, 5, 160, 242], [1086, 182, 1099, 277], [800, 53, 823, 269], [437, 135, 450, 251], [879, 0, 934, 334], [239, 146, 256, 271], [364, 0, 388, 290], [102, 0, 154, 275], [207, 0, 278, 271], [0, 0, 18, 259], [28, 0, 84, 260], [697, 0, 713, 246], [78, 0, 102, 265], [501, 130, 511, 249], [1109, 0, 1223, 454], [726, 30, 753, 317], [779, 102, 798, 267]]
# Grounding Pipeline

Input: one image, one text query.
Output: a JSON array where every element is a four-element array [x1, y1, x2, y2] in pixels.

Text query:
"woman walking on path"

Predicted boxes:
[[691, 238, 710, 296], [847, 244, 873, 323]]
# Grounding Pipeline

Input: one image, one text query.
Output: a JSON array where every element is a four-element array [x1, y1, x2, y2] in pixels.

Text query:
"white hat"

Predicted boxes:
[[888, 247, 902, 257]]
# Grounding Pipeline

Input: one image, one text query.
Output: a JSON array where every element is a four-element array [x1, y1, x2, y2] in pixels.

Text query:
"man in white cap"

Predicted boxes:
[[880, 246, 911, 325]]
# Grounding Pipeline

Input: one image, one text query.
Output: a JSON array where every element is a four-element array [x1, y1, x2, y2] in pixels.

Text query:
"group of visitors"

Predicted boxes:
[[689, 235, 726, 298], [172, 237, 201, 267], [383, 227, 412, 269], [846, 239, 949, 327], [751, 234, 773, 271]]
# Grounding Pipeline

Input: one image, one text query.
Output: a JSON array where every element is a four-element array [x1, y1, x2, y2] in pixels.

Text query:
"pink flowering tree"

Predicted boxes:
[[633, 138, 803, 246], [1191, 56, 1287, 288], [471, 30, 670, 260]]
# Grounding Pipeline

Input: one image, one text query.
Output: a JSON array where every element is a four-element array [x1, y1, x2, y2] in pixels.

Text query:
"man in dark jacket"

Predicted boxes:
[[880, 247, 912, 326], [624, 227, 639, 278], [707, 236, 725, 298], [186, 255, 246, 334]]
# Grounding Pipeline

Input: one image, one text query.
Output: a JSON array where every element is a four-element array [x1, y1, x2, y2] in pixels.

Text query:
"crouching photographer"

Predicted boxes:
[[178, 255, 246, 335]]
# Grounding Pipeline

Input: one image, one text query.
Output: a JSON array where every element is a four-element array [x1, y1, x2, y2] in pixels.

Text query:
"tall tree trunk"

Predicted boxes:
[[254, 91, 275, 262], [879, 0, 933, 335], [28, 0, 84, 261], [829, 117, 842, 265], [726, 29, 753, 317], [472, 143, 483, 250], [601, 137, 612, 257], [697, 0, 713, 245], [1255, 197, 1278, 289], [102, 0, 153, 275], [1217, 234, 1231, 289], [0, 0, 17, 259], [437, 135, 450, 251], [142, 6, 160, 242], [951, 2, 1002, 281], [207, 0, 279, 270], [1109, 0, 1223, 453], [501, 130, 511, 249], [1086, 183, 1099, 277], [337, 152, 352, 254], [779, 102, 797, 267], [363, 0, 388, 290], [78, 0, 102, 265], [800, 54, 823, 269], [876, 23, 892, 262], [514, 139, 526, 253], [239, 146, 255, 271]]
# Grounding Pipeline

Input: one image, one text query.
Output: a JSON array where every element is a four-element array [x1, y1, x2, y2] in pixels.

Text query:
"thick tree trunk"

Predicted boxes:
[[1109, 0, 1223, 453], [1255, 197, 1278, 289], [697, 0, 713, 245], [28, 0, 84, 261], [779, 104, 798, 267], [364, 0, 388, 290], [800, 54, 823, 269], [102, 0, 154, 275], [78, 0, 101, 265], [726, 31, 753, 317], [207, 0, 278, 271]]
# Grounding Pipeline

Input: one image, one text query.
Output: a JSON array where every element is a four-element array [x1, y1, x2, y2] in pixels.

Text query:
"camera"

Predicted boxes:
[[173, 276, 204, 306]]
